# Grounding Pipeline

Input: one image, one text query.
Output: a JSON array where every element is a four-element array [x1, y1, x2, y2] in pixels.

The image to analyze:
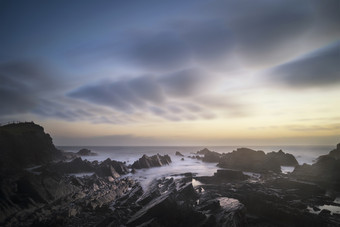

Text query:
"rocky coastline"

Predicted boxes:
[[1, 123, 340, 226]]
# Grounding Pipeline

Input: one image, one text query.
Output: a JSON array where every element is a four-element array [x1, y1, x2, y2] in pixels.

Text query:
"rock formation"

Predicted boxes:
[[77, 148, 96, 156], [292, 144, 340, 190], [218, 148, 281, 173], [0, 122, 62, 174], [131, 154, 171, 169], [175, 151, 184, 156]]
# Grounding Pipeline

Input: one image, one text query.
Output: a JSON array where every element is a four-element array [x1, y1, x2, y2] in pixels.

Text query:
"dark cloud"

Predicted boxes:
[[202, 0, 339, 66], [68, 68, 212, 112], [67, 68, 230, 121], [0, 61, 57, 115], [269, 41, 340, 88], [159, 68, 212, 97], [127, 31, 191, 71], [68, 74, 169, 113]]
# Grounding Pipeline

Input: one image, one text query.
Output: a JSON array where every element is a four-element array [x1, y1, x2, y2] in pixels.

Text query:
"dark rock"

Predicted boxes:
[[131, 154, 171, 169], [328, 143, 340, 160], [266, 150, 299, 166], [36, 157, 95, 174], [319, 209, 331, 216], [0, 122, 62, 174], [95, 163, 120, 179], [214, 169, 248, 181], [181, 158, 184, 161], [175, 151, 184, 156], [218, 148, 281, 173], [292, 148, 340, 190], [77, 148, 96, 156], [202, 150, 222, 163], [197, 148, 212, 155]]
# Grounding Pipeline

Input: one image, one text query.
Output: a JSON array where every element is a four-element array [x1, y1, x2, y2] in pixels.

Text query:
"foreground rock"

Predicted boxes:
[[131, 154, 171, 169], [102, 176, 246, 227], [0, 122, 62, 174], [195, 171, 339, 226], [292, 144, 340, 190], [0, 171, 135, 226]]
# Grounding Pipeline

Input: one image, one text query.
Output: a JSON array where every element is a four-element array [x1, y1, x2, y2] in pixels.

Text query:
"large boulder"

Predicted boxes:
[[0, 122, 62, 174], [131, 154, 171, 169]]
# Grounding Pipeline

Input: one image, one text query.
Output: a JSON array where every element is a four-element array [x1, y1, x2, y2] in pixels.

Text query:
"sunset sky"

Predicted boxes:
[[1, 0, 339, 146]]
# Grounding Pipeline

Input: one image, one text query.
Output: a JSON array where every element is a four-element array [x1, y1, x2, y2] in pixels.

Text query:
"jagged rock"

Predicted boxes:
[[175, 151, 184, 156], [131, 154, 171, 169], [36, 157, 95, 174], [95, 164, 120, 179]]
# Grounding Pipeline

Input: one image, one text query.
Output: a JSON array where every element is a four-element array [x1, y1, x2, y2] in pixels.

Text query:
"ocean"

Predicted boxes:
[[57, 145, 334, 188]]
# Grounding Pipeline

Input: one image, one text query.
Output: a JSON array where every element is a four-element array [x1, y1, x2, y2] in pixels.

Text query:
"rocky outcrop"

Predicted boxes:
[[218, 148, 281, 173], [0, 122, 62, 174], [197, 147, 213, 155], [266, 149, 299, 166], [131, 154, 171, 169], [196, 170, 339, 227], [292, 155, 340, 190], [202, 150, 222, 162], [328, 143, 340, 159], [0, 171, 136, 226], [102, 176, 247, 227], [77, 148, 96, 156], [35, 157, 129, 179], [175, 151, 184, 156]]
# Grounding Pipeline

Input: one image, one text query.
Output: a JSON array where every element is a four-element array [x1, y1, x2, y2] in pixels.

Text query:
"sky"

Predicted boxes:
[[0, 0, 339, 146]]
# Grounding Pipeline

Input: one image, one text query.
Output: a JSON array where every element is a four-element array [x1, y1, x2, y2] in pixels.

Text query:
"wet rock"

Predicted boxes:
[[131, 154, 171, 169], [175, 151, 184, 156]]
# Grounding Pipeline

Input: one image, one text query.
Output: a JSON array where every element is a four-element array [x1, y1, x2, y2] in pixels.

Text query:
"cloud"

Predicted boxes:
[[268, 41, 340, 88], [67, 68, 239, 121], [0, 61, 58, 115], [126, 31, 191, 71], [159, 68, 214, 97]]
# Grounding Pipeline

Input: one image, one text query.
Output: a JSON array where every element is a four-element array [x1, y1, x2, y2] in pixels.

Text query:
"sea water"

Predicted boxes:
[[58, 145, 334, 188]]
